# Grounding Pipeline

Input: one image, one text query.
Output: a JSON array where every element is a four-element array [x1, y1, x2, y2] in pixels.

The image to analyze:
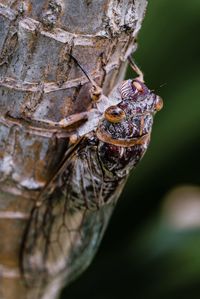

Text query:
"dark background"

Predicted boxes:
[[61, 1, 200, 298]]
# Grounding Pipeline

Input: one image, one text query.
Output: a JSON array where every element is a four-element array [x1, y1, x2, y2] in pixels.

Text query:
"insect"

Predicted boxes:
[[18, 55, 163, 287]]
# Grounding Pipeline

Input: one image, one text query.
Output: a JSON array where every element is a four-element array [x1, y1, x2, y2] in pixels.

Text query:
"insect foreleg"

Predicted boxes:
[[69, 54, 102, 102], [128, 56, 144, 82], [26, 111, 88, 129]]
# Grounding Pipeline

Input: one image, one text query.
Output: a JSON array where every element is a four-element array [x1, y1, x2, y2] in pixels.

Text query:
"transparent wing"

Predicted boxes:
[[21, 137, 126, 285]]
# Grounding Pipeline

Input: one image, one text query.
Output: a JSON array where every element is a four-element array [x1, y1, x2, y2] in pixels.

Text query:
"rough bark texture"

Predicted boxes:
[[0, 1, 147, 298]]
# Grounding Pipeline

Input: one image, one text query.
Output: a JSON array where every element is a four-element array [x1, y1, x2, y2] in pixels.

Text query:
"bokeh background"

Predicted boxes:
[[61, 1, 200, 298]]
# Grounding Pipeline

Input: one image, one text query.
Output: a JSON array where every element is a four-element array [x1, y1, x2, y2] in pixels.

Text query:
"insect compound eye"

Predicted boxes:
[[132, 80, 144, 93], [104, 106, 126, 123], [155, 95, 163, 111]]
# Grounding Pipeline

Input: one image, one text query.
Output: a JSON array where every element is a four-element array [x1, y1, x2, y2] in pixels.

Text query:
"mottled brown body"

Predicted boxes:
[[21, 72, 162, 290]]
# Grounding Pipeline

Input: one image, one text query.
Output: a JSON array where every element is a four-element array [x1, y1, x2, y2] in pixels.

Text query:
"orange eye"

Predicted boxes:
[[132, 80, 144, 92], [104, 106, 126, 123], [155, 96, 163, 111]]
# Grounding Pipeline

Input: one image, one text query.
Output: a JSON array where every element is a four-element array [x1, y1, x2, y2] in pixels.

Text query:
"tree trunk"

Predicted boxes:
[[0, 1, 147, 298]]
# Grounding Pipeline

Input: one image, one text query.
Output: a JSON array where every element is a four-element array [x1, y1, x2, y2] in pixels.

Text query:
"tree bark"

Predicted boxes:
[[0, 1, 147, 298]]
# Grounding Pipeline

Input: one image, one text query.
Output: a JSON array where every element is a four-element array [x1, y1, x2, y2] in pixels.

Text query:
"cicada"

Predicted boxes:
[[20, 56, 163, 288]]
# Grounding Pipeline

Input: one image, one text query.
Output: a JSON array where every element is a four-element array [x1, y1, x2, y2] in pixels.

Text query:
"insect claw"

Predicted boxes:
[[90, 84, 102, 102], [35, 201, 42, 207], [69, 134, 78, 144], [58, 111, 88, 128]]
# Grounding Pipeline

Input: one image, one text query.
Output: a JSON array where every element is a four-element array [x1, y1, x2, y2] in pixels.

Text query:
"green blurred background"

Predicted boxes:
[[61, 1, 200, 298]]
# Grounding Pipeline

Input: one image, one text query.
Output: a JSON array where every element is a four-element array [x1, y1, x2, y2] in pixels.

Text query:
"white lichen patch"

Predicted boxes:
[[133, 0, 148, 35], [19, 177, 45, 190], [105, 0, 147, 36], [0, 155, 13, 177]]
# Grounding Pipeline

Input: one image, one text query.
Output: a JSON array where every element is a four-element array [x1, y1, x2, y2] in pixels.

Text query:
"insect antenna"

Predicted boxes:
[[69, 54, 102, 101], [128, 56, 144, 82], [159, 82, 167, 89]]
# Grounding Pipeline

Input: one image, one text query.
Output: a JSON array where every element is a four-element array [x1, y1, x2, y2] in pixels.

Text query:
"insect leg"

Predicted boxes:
[[6, 111, 88, 128], [69, 54, 102, 102], [33, 111, 88, 128], [128, 56, 144, 82]]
